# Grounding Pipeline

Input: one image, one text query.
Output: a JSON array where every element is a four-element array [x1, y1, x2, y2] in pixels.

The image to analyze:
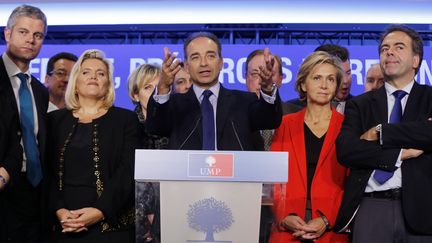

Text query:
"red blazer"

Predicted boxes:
[[269, 108, 348, 243]]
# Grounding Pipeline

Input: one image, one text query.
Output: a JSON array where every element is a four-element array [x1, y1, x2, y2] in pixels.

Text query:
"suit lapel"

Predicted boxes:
[[0, 57, 19, 114], [216, 85, 233, 142], [315, 109, 341, 173], [184, 88, 203, 145], [31, 77, 47, 137], [288, 109, 307, 189], [403, 82, 422, 122], [372, 86, 389, 125]]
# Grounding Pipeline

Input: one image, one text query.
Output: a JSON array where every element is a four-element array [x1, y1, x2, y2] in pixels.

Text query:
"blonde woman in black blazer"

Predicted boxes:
[[48, 49, 139, 243]]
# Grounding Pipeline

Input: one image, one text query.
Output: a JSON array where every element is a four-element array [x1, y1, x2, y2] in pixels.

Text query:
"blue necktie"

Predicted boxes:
[[201, 90, 215, 150], [17, 73, 42, 187], [373, 90, 407, 184]]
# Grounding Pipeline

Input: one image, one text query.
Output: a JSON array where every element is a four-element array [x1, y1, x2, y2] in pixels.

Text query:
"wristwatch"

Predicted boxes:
[[375, 124, 382, 134], [261, 83, 276, 96]]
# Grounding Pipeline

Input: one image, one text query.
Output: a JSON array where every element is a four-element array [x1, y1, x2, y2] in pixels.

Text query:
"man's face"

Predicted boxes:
[[364, 64, 384, 92], [4, 16, 45, 66], [246, 54, 283, 97], [173, 67, 192, 94], [379, 31, 419, 83], [45, 58, 76, 100], [185, 37, 223, 89], [335, 60, 352, 101]]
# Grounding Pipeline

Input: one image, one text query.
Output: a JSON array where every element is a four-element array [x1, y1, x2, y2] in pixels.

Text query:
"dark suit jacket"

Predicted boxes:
[[0, 97, 23, 183], [0, 56, 49, 236], [47, 107, 139, 227], [0, 90, 23, 240], [146, 84, 283, 150], [0, 56, 49, 183], [334, 83, 432, 234]]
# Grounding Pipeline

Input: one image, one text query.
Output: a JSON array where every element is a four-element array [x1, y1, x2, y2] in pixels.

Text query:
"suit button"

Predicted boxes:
[[358, 178, 362, 182], [17, 131, 21, 136]]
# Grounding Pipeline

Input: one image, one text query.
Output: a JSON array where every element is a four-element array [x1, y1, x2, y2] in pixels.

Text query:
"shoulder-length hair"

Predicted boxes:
[[127, 64, 161, 104], [295, 51, 344, 101], [65, 49, 115, 110]]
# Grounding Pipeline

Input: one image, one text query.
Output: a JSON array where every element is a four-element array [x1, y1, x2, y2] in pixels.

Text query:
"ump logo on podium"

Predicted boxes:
[[188, 153, 234, 178]]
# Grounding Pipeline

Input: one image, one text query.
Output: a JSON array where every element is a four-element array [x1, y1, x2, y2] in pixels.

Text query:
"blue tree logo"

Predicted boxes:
[[186, 197, 234, 242]]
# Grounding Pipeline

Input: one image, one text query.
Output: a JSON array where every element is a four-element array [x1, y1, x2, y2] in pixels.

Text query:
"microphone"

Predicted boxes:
[[231, 120, 244, 151], [179, 116, 201, 150]]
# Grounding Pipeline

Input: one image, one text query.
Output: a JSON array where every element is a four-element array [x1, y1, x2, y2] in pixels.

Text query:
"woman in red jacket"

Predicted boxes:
[[269, 51, 348, 243]]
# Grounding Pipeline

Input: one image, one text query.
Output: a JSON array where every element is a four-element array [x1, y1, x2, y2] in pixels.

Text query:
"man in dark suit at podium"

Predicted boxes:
[[146, 32, 282, 151], [0, 5, 49, 243], [334, 25, 432, 242]]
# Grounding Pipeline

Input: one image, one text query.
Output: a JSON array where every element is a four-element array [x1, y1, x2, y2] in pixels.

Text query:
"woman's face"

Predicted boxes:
[[76, 58, 109, 101], [301, 63, 338, 105], [134, 75, 160, 111]]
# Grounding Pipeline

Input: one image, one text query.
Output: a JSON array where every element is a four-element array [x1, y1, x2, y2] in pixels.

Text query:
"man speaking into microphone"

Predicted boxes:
[[146, 32, 282, 151]]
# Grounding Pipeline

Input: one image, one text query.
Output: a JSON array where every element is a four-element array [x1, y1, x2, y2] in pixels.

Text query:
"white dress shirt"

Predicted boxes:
[[2, 53, 40, 171], [153, 82, 277, 150], [365, 81, 414, 193]]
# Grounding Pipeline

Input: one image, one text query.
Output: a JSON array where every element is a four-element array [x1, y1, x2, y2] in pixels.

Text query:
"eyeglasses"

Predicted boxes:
[[49, 69, 70, 79]]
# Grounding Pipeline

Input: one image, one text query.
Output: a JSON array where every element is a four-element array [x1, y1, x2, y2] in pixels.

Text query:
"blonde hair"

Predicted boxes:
[[65, 49, 115, 110], [127, 64, 161, 103], [295, 51, 344, 101]]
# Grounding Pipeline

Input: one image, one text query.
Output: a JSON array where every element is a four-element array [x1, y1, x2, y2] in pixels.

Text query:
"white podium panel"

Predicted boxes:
[[135, 150, 288, 243], [160, 181, 261, 243]]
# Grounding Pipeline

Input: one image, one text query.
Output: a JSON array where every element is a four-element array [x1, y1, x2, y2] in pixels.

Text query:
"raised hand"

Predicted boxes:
[[259, 47, 276, 93], [158, 47, 182, 94]]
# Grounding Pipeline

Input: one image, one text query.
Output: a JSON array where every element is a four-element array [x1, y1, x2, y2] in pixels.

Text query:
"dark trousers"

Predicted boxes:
[[259, 205, 273, 243], [0, 173, 42, 243], [353, 197, 432, 243]]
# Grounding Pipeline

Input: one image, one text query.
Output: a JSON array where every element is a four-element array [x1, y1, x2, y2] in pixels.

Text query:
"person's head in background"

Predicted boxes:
[[314, 44, 351, 102], [45, 52, 78, 110], [364, 63, 384, 92], [4, 5, 47, 70], [128, 64, 161, 121], [245, 49, 283, 97], [173, 62, 192, 94], [295, 51, 344, 107], [65, 49, 115, 111]]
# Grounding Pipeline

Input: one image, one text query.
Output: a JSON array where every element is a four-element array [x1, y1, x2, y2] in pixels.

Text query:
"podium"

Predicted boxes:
[[135, 149, 288, 243]]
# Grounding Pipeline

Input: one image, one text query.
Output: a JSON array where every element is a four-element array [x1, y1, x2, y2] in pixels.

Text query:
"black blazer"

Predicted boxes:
[[334, 83, 432, 234], [0, 98, 23, 183], [0, 57, 49, 183], [47, 107, 139, 226], [146, 84, 283, 151]]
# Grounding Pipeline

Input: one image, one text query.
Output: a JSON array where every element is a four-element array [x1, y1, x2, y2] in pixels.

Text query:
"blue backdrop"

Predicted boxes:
[[1, 44, 431, 110]]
